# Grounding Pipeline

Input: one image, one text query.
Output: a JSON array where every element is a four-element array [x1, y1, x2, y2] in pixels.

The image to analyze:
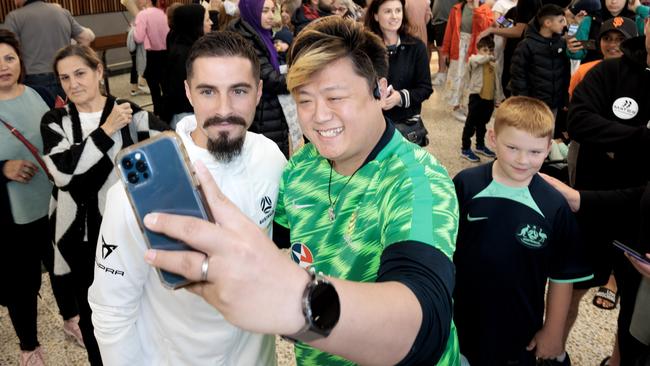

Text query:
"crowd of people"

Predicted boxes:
[[1, 0, 650, 365]]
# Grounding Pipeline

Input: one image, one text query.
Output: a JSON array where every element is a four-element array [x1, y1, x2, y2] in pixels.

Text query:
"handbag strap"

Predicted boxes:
[[1, 118, 53, 181]]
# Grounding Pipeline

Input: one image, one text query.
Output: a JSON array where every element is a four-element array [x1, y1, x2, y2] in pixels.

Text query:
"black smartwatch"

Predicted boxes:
[[283, 270, 341, 343]]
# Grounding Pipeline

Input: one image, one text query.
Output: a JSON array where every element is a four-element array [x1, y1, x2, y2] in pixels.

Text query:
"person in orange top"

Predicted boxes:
[[568, 16, 638, 98], [440, 0, 494, 121]]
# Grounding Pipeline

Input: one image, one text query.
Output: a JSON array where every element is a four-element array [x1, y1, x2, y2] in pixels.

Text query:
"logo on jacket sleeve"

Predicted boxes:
[[515, 224, 548, 249], [291, 242, 314, 269], [102, 236, 118, 259], [260, 196, 273, 214]]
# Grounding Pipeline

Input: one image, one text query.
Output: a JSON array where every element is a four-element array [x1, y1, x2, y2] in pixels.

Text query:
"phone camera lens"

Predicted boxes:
[[127, 172, 139, 184], [122, 157, 134, 170], [136, 160, 147, 173]]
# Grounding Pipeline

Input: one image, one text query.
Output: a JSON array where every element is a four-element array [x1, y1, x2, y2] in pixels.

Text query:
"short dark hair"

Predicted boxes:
[[186, 31, 261, 82], [151, 0, 158, 6], [0, 29, 25, 83], [287, 17, 387, 94], [53, 44, 102, 79], [364, 0, 411, 39], [536, 4, 565, 27], [477, 35, 495, 50]]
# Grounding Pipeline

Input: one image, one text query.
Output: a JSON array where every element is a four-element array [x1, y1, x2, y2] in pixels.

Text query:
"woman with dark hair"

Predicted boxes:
[[0, 28, 81, 366], [364, 0, 433, 146], [163, 3, 212, 126], [230, 0, 291, 156], [42, 44, 167, 366]]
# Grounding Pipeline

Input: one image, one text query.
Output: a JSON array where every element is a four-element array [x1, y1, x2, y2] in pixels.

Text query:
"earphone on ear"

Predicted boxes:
[[373, 83, 381, 100]]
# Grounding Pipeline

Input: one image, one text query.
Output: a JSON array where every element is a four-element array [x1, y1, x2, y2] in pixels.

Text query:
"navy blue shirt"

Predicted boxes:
[[452, 162, 592, 365]]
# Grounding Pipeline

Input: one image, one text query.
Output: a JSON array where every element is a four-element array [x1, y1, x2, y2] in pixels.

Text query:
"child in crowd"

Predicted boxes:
[[510, 4, 570, 115], [440, 0, 494, 122], [273, 27, 293, 65], [452, 96, 592, 366], [460, 35, 500, 162]]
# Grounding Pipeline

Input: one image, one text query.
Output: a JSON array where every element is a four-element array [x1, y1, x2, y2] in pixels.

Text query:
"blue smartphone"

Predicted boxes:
[[116, 131, 213, 289], [496, 15, 514, 28], [613, 240, 650, 265]]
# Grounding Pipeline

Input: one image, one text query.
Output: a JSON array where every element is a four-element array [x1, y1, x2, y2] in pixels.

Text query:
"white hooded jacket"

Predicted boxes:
[[88, 115, 286, 365]]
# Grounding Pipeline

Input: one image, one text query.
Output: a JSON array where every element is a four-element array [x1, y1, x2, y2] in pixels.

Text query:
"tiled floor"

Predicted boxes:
[[0, 70, 618, 365]]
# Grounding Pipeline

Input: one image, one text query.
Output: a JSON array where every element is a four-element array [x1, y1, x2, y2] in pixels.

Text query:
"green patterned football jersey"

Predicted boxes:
[[275, 127, 460, 365]]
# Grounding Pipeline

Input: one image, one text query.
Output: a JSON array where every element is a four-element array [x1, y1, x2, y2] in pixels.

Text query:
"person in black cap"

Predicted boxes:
[[273, 27, 294, 65], [568, 16, 650, 366]]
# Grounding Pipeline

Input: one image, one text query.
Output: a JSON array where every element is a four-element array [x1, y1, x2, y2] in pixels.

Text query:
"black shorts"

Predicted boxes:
[[429, 21, 447, 48]]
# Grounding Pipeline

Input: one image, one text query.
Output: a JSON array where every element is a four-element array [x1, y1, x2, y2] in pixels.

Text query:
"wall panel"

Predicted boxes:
[[1, 0, 192, 23]]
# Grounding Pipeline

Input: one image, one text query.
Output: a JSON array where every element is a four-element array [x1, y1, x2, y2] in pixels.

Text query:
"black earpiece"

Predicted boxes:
[[373, 83, 381, 100]]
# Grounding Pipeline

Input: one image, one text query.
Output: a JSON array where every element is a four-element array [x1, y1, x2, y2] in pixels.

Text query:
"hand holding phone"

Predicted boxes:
[[496, 15, 514, 28], [102, 102, 133, 136], [116, 131, 212, 289], [613, 240, 650, 265], [567, 23, 579, 37], [579, 39, 597, 50]]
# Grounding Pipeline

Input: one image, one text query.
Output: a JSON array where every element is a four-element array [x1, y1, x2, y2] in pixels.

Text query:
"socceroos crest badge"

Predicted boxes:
[[515, 224, 548, 249]]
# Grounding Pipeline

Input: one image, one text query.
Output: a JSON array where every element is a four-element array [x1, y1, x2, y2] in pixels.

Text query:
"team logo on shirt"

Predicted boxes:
[[515, 224, 548, 249], [291, 242, 314, 269], [612, 97, 638, 120], [101, 235, 117, 259], [260, 196, 273, 214], [258, 196, 274, 225]]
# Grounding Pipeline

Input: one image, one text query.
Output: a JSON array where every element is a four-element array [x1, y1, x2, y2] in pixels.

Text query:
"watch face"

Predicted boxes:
[[310, 281, 341, 331]]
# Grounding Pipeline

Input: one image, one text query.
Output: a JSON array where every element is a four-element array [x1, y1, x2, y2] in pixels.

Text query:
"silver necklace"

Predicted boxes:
[[327, 163, 359, 222]]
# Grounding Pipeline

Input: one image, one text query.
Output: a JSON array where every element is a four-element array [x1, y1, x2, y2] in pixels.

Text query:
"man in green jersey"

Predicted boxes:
[[142, 17, 461, 365]]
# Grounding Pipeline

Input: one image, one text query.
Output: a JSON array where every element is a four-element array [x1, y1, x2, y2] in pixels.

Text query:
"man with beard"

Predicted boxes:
[[87, 32, 285, 365]]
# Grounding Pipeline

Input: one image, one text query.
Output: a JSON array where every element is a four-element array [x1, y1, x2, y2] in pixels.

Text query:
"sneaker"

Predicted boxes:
[[137, 85, 150, 94], [20, 346, 45, 366], [63, 315, 85, 348], [537, 352, 571, 366], [461, 149, 481, 162], [130, 85, 150, 96], [432, 72, 447, 86], [451, 109, 467, 122], [475, 145, 496, 158]]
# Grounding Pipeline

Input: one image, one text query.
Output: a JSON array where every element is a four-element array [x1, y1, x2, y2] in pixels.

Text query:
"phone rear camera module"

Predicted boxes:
[[127, 171, 139, 184], [122, 157, 134, 170], [136, 160, 148, 173]]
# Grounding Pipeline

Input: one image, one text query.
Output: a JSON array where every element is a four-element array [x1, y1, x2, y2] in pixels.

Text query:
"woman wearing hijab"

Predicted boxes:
[[229, 0, 291, 157]]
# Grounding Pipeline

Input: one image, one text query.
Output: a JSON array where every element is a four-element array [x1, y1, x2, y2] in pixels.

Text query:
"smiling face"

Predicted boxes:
[[295, 57, 385, 172], [0, 43, 21, 91], [185, 55, 262, 161], [374, 0, 403, 35], [261, 0, 276, 30], [600, 30, 626, 59], [488, 126, 551, 187], [56, 55, 103, 106]]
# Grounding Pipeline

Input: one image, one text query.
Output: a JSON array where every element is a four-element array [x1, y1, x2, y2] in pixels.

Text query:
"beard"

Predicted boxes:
[[203, 115, 247, 163]]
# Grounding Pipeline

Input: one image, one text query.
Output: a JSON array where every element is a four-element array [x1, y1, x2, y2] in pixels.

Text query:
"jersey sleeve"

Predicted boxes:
[[547, 203, 594, 283], [381, 162, 459, 260], [273, 164, 290, 229], [88, 183, 150, 365]]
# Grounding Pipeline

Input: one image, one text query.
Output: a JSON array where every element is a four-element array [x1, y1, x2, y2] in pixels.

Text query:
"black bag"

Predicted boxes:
[[394, 115, 429, 147]]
